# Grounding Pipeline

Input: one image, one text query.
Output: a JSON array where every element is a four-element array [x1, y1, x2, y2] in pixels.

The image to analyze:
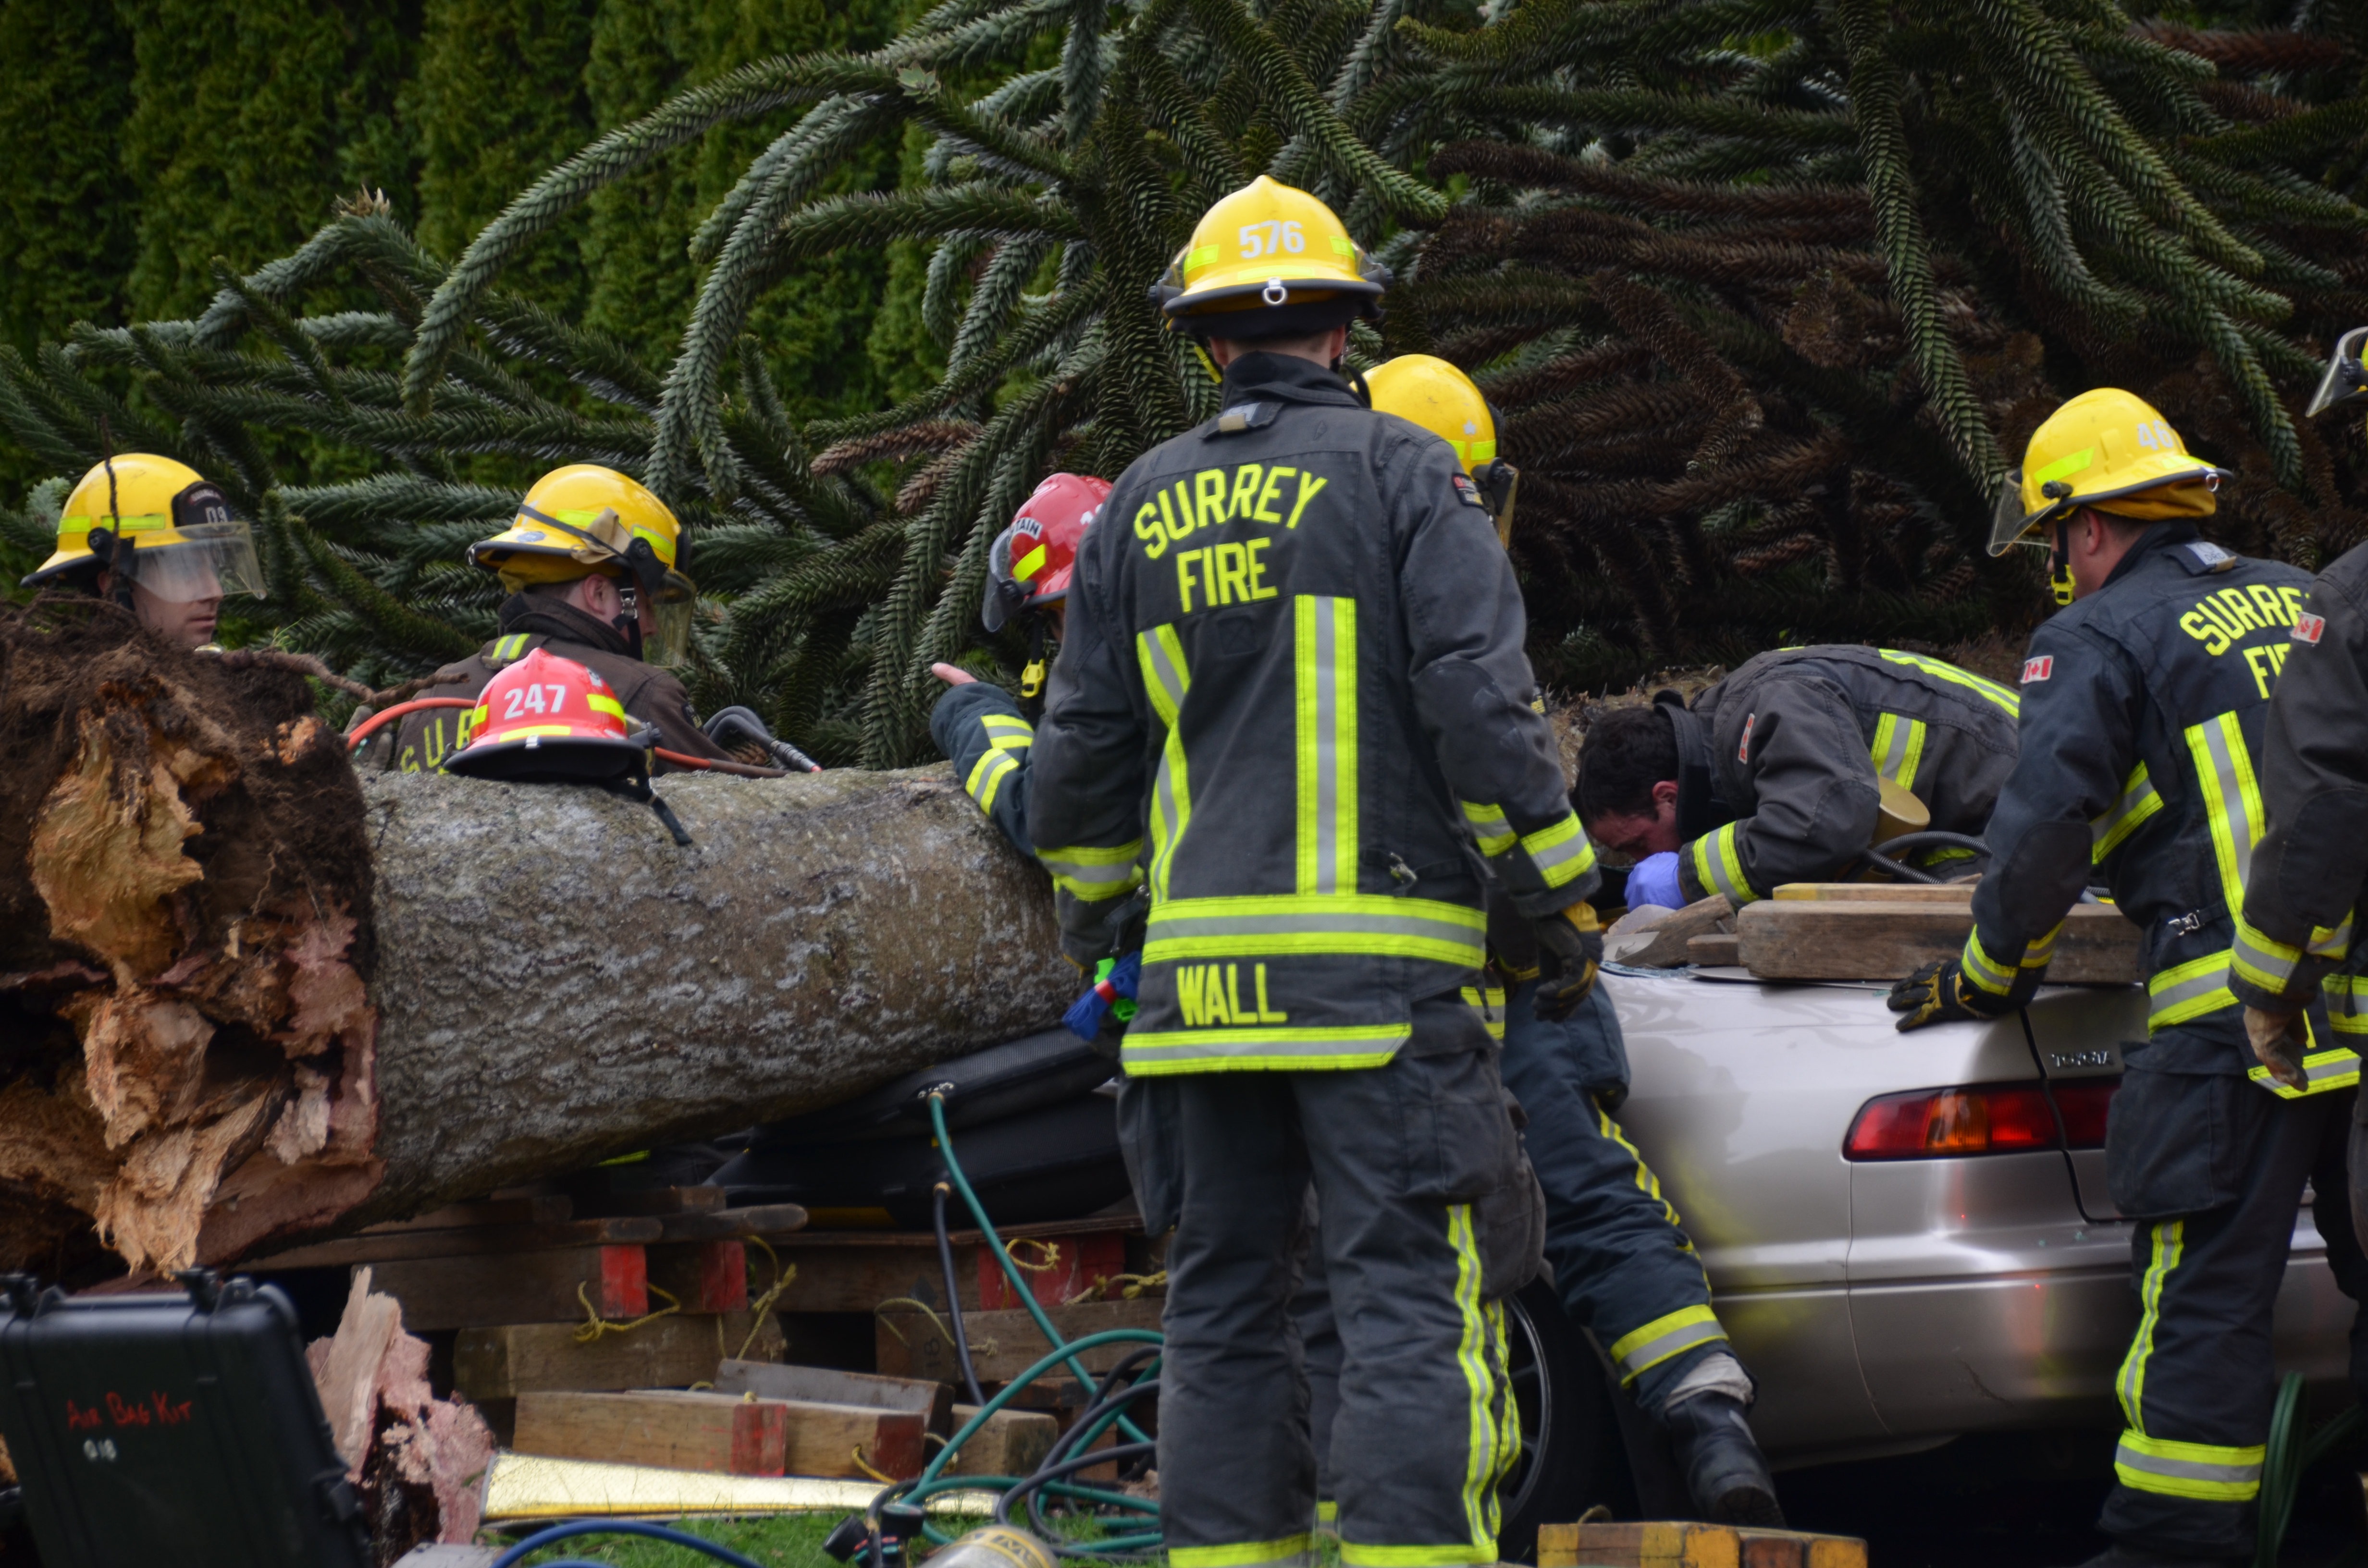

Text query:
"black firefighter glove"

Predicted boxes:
[[1886, 958, 2013, 1033], [1530, 902, 1605, 1022]]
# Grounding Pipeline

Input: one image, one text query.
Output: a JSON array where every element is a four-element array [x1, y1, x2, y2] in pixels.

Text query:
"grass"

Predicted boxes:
[[502, 1512, 851, 1566]]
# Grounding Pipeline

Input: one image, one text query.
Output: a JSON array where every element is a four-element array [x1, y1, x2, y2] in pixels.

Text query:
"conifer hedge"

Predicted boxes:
[[2, 0, 2365, 767]]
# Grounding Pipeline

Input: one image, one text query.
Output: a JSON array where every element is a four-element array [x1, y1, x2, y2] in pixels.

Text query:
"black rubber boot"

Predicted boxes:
[[1662, 1391, 1785, 1527]]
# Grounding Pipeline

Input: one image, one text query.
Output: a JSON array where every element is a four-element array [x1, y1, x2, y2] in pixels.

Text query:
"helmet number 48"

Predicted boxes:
[[502, 683, 570, 719], [1237, 220, 1305, 260]]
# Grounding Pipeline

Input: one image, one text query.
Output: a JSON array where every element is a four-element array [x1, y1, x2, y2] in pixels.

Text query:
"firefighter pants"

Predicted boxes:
[[1493, 980, 1733, 1415], [1151, 992, 1521, 1568], [2098, 1048, 2368, 1558]]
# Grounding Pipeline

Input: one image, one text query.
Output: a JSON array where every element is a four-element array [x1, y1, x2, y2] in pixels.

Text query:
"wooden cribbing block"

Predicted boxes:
[[1771, 882, 1974, 903], [373, 1244, 647, 1331], [1735, 897, 2140, 983], [716, 1360, 949, 1433], [451, 1310, 780, 1399], [258, 1214, 662, 1269], [943, 1404, 1058, 1477], [513, 1389, 789, 1476], [1535, 1521, 1865, 1568], [875, 1298, 1165, 1384], [775, 1396, 928, 1479], [977, 1230, 1128, 1311], [1686, 933, 1741, 966], [648, 1241, 749, 1314]]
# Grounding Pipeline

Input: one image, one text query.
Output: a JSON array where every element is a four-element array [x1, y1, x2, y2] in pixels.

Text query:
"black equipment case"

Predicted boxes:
[[0, 1270, 369, 1568]]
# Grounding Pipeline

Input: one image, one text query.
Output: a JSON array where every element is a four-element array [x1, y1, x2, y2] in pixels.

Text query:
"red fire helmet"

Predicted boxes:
[[445, 646, 648, 783], [983, 473, 1112, 632]]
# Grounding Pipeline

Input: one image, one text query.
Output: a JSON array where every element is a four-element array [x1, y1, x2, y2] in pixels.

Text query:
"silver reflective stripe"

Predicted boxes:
[[2091, 764, 2161, 861], [1614, 1316, 1726, 1379], [1139, 625, 1193, 898], [1295, 596, 1356, 896], [1040, 855, 1140, 888], [2329, 978, 2368, 1030], [1871, 713, 1926, 789], [2114, 1437, 2261, 1494], [1123, 1028, 1410, 1065], [1149, 907, 1484, 945], [2232, 921, 2301, 991], [2187, 712, 2261, 909], [1522, 821, 1596, 884], [2149, 956, 2231, 1013], [2311, 919, 2353, 958]]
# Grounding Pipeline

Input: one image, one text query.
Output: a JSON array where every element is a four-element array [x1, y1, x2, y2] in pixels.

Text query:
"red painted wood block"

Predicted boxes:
[[979, 1230, 1127, 1311]]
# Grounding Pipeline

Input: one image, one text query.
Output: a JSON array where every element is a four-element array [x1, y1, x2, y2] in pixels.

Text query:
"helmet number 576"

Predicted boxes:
[[1237, 220, 1305, 260], [502, 683, 569, 720]]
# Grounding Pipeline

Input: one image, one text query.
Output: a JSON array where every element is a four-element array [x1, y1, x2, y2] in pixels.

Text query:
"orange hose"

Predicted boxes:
[[345, 696, 475, 747], [654, 747, 787, 779]]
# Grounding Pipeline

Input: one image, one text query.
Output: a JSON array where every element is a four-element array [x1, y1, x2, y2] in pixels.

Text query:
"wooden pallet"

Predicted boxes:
[[1735, 883, 2141, 983]]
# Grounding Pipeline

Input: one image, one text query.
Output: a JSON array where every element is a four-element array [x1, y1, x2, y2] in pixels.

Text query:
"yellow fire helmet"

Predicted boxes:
[[468, 463, 697, 664], [1365, 355, 1520, 545], [2305, 326, 2368, 421], [1152, 176, 1390, 342], [1990, 388, 2228, 558], [22, 453, 265, 605]]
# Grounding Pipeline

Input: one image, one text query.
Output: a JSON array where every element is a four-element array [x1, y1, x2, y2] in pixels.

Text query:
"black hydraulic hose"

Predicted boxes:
[[1040, 1376, 1162, 1476], [931, 1183, 987, 1407], [998, 1441, 1159, 1527]]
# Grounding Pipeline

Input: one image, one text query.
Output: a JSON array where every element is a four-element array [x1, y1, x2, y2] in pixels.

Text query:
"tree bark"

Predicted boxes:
[[348, 765, 1071, 1230]]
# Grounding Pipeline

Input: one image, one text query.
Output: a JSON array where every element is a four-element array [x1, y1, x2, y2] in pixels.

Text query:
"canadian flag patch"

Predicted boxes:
[[2022, 655, 2054, 684], [2294, 613, 2327, 645], [1738, 712, 1755, 762]]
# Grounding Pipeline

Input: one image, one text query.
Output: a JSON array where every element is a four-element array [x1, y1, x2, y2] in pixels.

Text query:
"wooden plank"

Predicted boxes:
[[715, 1360, 948, 1431], [574, 1185, 728, 1218], [372, 1245, 648, 1331], [654, 1204, 811, 1244], [978, 1231, 1129, 1311], [728, 1224, 1143, 1317], [454, 1311, 781, 1399], [1735, 898, 2140, 983], [253, 1215, 663, 1269], [1771, 882, 1973, 903], [876, 1298, 1165, 1384], [514, 1389, 788, 1476], [1686, 933, 1741, 966], [648, 1241, 749, 1314], [772, 1396, 927, 1480], [1536, 1521, 1864, 1568], [370, 1195, 573, 1231], [942, 1404, 1058, 1478]]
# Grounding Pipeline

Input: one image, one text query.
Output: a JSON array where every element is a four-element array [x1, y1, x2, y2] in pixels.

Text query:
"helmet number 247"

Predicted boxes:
[[1236, 220, 1305, 259], [502, 683, 570, 719]]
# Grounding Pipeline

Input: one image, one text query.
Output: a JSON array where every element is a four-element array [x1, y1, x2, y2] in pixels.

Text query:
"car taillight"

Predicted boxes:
[[1844, 1079, 2119, 1160], [2050, 1078, 2118, 1149]]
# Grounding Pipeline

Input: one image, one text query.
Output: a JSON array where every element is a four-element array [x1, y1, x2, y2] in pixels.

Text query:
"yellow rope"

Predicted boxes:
[[1005, 1237, 1061, 1272], [573, 1281, 680, 1344], [1063, 1271, 1168, 1306], [735, 1238, 797, 1362], [873, 1296, 956, 1348], [851, 1446, 895, 1484]]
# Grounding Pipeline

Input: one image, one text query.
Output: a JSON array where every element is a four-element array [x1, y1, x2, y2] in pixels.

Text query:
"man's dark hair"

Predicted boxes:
[[1575, 704, 1680, 824]]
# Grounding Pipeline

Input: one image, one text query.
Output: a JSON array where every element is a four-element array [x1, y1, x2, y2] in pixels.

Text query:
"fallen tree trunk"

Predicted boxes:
[[0, 605, 1071, 1278]]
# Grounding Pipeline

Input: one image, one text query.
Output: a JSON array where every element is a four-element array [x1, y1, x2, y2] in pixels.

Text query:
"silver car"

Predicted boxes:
[[1489, 968, 2355, 1552]]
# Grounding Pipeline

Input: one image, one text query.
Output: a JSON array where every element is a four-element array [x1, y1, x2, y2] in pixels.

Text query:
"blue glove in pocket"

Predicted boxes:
[[1624, 850, 1684, 910]]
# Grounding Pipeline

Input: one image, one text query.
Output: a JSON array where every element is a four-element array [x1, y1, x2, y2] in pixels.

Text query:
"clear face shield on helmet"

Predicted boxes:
[[114, 520, 266, 604], [1473, 460, 1519, 549], [2305, 326, 2368, 419], [626, 567, 697, 667]]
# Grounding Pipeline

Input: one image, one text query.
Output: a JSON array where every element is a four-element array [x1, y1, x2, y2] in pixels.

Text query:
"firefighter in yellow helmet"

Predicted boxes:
[[21, 454, 264, 649], [1887, 389, 2368, 1568], [1031, 182, 1597, 1568], [365, 464, 735, 776]]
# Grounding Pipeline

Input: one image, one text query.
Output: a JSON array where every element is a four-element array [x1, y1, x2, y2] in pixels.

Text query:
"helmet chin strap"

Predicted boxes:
[[2049, 514, 2075, 607]]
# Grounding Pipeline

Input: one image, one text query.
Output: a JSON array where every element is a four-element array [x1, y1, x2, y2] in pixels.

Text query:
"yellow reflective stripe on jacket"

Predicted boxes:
[[2185, 710, 2264, 913], [2148, 950, 2235, 1029], [2248, 1046, 2362, 1099], [487, 632, 532, 668], [1037, 840, 1144, 901], [2114, 1433, 2264, 1503], [1121, 1022, 1410, 1075], [1517, 811, 1597, 890], [1690, 822, 1756, 905], [979, 713, 1035, 752], [1447, 1203, 1503, 1564], [2326, 974, 2368, 1035], [966, 747, 1021, 814], [1878, 648, 2020, 715], [1870, 712, 1928, 791], [1145, 892, 1487, 967], [2091, 762, 2163, 863], [1959, 921, 2060, 998], [1294, 595, 1357, 896], [587, 693, 627, 722], [1139, 623, 1193, 900], [2233, 912, 2351, 995], [1460, 800, 1517, 857], [1606, 1304, 1727, 1384], [1460, 985, 1507, 1041]]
